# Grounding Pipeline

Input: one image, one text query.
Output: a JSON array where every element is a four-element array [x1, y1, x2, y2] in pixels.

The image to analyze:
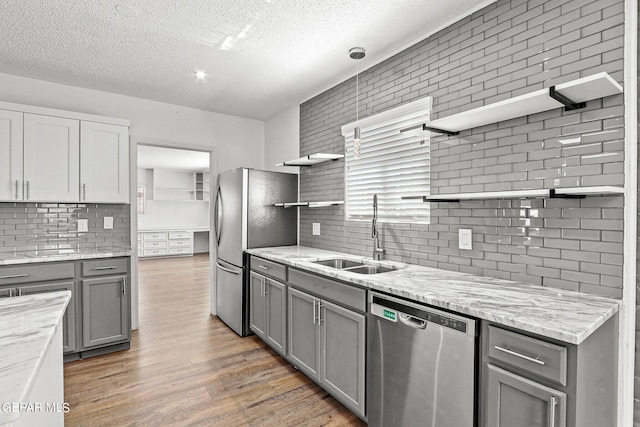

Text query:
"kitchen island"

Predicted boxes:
[[0, 291, 71, 427]]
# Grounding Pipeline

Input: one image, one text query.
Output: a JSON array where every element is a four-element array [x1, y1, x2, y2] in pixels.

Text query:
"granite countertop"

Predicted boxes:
[[0, 291, 71, 424], [247, 246, 621, 345], [0, 247, 132, 266]]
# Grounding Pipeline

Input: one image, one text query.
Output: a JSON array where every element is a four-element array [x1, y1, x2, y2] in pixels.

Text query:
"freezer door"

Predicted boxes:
[[215, 168, 247, 267], [247, 169, 298, 249], [215, 259, 246, 336]]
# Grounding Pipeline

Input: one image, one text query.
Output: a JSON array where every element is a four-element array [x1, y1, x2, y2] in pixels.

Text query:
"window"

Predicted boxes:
[[342, 97, 431, 224]]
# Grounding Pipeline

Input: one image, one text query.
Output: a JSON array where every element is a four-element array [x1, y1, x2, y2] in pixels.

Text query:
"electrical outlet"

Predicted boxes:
[[104, 217, 114, 230], [459, 229, 472, 250], [312, 223, 321, 236], [78, 219, 88, 233]]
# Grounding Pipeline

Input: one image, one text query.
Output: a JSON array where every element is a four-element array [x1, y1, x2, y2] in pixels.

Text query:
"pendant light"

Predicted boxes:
[[350, 47, 365, 159]]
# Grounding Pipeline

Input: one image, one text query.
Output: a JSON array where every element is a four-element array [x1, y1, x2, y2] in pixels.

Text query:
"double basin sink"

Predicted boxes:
[[313, 258, 398, 275]]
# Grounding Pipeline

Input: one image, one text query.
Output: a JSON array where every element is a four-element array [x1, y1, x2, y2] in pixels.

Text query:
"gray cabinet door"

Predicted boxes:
[[81, 275, 129, 349], [320, 299, 366, 417], [249, 271, 266, 338], [288, 287, 319, 378], [265, 278, 286, 356], [486, 364, 566, 427], [17, 281, 76, 354]]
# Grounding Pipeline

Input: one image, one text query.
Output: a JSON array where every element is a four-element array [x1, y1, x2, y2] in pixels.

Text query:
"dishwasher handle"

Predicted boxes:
[[399, 313, 427, 329]]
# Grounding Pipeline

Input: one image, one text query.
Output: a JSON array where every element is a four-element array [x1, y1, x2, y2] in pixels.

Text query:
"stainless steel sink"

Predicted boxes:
[[313, 258, 364, 269], [345, 265, 397, 275]]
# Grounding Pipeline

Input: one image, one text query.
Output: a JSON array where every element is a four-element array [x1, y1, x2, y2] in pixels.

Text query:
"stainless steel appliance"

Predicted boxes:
[[214, 167, 297, 336], [367, 292, 478, 427]]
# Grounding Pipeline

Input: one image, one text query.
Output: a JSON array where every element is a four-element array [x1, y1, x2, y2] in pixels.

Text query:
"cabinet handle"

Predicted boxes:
[[312, 300, 317, 324], [494, 345, 545, 365], [8, 288, 14, 298], [0, 273, 30, 279], [15, 180, 19, 200], [122, 277, 127, 296], [93, 266, 117, 270], [258, 265, 269, 270], [24, 181, 30, 200], [18, 288, 23, 296], [264, 281, 268, 296], [548, 395, 557, 427], [317, 302, 323, 324], [83, 183, 86, 201]]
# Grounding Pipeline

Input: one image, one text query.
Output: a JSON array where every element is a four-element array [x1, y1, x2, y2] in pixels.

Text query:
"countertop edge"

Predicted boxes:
[[0, 249, 132, 266], [0, 291, 71, 424]]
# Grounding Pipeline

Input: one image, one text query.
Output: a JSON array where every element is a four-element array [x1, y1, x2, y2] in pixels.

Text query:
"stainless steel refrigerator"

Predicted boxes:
[[214, 167, 297, 336]]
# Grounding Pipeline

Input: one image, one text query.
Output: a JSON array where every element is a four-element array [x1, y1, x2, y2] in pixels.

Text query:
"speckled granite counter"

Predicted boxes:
[[0, 247, 132, 266], [247, 246, 620, 345], [0, 291, 71, 424]]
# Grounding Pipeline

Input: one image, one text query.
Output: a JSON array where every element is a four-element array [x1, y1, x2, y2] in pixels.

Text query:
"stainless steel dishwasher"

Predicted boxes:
[[367, 291, 478, 427]]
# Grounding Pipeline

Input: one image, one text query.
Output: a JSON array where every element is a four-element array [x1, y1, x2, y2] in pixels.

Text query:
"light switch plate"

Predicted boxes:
[[312, 223, 321, 236], [78, 219, 88, 233], [459, 229, 472, 250], [104, 217, 114, 230]]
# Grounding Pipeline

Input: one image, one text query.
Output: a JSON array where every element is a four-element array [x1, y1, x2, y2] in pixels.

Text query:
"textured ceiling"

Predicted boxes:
[[0, 0, 494, 120]]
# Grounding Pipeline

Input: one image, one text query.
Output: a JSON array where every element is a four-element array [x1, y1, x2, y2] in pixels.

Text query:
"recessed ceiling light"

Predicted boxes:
[[195, 71, 206, 79], [115, 4, 137, 18]]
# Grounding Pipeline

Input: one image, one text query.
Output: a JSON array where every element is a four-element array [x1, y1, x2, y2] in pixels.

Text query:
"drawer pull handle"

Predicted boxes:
[[549, 395, 557, 427], [494, 345, 545, 365], [258, 265, 269, 270], [93, 266, 117, 270], [0, 273, 30, 279]]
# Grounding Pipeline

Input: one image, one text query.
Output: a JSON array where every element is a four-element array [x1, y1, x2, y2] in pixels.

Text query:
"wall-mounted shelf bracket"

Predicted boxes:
[[400, 123, 459, 137], [549, 86, 587, 111]]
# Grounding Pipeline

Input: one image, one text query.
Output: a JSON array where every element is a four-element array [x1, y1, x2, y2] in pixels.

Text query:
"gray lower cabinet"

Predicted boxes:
[[486, 364, 566, 427], [81, 275, 129, 349], [481, 317, 618, 427], [249, 271, 287, 356], [288, 286, 366, 417], [17, 281, 77, 354]]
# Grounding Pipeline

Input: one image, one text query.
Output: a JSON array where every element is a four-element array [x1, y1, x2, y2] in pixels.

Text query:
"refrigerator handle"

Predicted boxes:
[[214, 187, 222, 246], [216, 262, 240, 275]]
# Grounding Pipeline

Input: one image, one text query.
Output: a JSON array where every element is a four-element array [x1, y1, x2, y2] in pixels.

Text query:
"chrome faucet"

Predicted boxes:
[[372, 194, 386, 260]]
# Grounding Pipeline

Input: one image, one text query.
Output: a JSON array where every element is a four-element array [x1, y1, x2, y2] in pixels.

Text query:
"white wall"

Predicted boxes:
[[0, 73, 265, 172], [264, 105, 300, 173]]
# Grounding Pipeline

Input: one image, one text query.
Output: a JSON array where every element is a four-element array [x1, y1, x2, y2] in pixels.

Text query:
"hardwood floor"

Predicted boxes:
[[64, 254, 366, 426]]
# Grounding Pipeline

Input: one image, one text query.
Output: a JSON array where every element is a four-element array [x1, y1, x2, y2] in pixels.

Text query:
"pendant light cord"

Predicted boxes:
[[356, 59, 359, 125]]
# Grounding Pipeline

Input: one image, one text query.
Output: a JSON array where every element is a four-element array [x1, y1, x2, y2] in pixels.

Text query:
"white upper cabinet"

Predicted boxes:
[[80, 121, 129, 203], [23, 113, 80, 202], [0, 102, 130, 204], [0, 110, 23, 200]]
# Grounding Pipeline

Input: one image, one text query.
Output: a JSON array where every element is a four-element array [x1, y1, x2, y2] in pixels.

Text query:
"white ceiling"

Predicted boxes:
[[0, 0, 494, 121], [137, 145, 210, 172]]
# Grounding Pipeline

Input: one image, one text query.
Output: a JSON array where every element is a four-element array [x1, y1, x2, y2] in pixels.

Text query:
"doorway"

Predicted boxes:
[[129, 137, 217, 329]]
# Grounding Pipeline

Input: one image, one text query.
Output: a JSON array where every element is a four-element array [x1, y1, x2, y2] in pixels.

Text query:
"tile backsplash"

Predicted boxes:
[[0, 203, 130, 253], [299, 0, 624, 299]]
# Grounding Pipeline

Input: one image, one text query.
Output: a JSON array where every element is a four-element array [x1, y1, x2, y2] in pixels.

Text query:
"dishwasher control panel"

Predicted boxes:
[[371, 294, 474, 335]]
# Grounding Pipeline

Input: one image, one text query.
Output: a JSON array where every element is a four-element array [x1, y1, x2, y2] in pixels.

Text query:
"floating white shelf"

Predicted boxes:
[[274, 201, 344, 208], [402, 72, 623, 136], [402, 186, 624, 202], [276, 153, 344, 167]]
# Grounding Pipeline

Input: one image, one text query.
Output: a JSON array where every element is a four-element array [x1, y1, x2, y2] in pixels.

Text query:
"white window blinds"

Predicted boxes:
[[341, 97, 431, 224]]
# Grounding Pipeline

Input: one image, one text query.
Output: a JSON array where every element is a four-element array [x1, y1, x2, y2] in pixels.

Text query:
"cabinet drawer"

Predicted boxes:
[[488, 325, 567, 386], [144, 240, 168, 248], [0, 262, 75, 285], [169, 231, 190, 239], [251, 257, 287, 282], [144, 248, 168, 257], [81, 258, 128, 277], [168, 239, 191, 247], [142, 232, 167, 240], [168, 247, 191, 255], [288, 268, 366, 313]]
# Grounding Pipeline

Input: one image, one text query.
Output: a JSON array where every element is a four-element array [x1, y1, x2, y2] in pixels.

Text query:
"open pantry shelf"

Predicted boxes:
[[402, 186, 624, 202], [400, 72, 623, 136], [274, 201, 344, 208], [276, 153, 344, 167]]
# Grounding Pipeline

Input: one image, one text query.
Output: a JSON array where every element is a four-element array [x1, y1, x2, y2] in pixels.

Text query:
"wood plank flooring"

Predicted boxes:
[[64, 254, 366, 426]]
